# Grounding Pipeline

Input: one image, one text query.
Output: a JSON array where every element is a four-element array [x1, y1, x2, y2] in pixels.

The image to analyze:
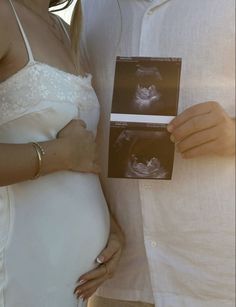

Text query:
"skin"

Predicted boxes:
[[0, 0, 99, 184], [167, 101, 235, 158], [0, 0, 124, 300]]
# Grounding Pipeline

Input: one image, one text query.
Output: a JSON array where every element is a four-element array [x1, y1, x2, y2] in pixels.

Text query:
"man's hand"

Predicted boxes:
[[167, 101, 235, 158], [74, 222, 124, 301]]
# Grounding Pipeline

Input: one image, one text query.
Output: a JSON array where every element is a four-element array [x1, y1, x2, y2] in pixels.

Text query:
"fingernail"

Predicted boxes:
[[75, 289, 81, 295], [78, 279, 86, 284], [170, 135, 175, 143], [96, 256, 105, 264], [76, 277, 86, 283]]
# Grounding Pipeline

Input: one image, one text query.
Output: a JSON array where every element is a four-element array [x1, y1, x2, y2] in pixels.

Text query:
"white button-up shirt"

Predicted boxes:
[[80, 1, 235, 306]]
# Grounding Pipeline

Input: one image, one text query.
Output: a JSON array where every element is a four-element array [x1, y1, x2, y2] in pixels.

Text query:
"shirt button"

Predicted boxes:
[[151, 240, 157, 248], [143, 183, 152, 189], [147, 10, 153, 15]]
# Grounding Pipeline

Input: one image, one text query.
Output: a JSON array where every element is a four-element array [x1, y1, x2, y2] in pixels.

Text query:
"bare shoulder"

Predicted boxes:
[[0, 0, 13, 60]]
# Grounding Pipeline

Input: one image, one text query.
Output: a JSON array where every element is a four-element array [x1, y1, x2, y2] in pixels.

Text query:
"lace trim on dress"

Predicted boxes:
[[0, 0, 97, 127], [0, 62, 95, 126]]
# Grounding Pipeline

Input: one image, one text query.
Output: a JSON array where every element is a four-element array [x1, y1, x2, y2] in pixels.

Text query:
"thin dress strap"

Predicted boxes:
[[8, 0, 34, 63]]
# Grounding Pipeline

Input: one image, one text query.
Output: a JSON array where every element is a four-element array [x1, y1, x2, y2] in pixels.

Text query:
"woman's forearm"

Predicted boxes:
[[0, 140, 67, 186], [0, 118, 100, 186]]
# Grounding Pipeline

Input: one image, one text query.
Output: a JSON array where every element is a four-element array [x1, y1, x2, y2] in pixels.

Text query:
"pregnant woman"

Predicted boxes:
[[0, 0, 123, 306]]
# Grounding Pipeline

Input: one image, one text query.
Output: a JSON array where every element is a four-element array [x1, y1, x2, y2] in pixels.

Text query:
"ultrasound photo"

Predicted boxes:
[[109, 125, 174, 179], [108, 57, 182, 180], [112, 57, 181, 116]]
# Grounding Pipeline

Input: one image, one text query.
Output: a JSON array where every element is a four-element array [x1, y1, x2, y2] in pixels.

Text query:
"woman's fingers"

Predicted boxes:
[[74, 270, 107, 299], [74, 234, 123, 300], [77, 119, 87, 129], [57, 119, 86, 138], [77, 284, 102, 301], [74, 223, 124, 301], [77, 263, 107, 284], [56, 119, 101, 172], [74, 259, 120, 300], [96, 234, 121, 264]]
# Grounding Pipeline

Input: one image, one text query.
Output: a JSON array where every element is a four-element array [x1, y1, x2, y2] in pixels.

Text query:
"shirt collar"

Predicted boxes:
[[145, 0, 172, 8]]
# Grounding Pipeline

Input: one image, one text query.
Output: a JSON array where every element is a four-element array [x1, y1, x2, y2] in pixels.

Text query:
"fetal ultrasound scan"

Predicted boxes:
[[112, 57, 181, 116], [108, 56, 181, 180], [108, 126, 175, 179]]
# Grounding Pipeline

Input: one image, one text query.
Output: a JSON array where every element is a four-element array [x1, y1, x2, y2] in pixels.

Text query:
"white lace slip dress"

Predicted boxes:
[[0, 1, 110, 306]]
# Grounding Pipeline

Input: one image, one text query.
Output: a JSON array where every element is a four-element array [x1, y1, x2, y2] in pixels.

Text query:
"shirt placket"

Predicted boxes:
[[138, 179, 161, 303], [138, 3, 172, 297], [139, 180, 158, 244]]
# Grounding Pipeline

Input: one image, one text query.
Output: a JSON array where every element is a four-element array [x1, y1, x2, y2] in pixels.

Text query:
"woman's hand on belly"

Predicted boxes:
[[73, 216, 125, 301], [57, 119, 100, 174], [0, 119, 100, 186]]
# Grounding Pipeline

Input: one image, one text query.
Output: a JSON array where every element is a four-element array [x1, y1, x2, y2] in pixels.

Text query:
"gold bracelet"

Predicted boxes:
[[31, 142, 45, 179], [33, 141, 46, 156]]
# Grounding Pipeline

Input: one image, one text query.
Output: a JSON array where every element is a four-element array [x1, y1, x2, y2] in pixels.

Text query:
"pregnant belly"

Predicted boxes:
[[5, 172, 110, 305]]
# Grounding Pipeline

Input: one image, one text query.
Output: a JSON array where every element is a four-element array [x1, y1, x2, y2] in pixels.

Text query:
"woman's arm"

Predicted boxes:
[[0, 119, 100, 187], [0, 7, 99, 186], [0, 140, 66, 186]]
